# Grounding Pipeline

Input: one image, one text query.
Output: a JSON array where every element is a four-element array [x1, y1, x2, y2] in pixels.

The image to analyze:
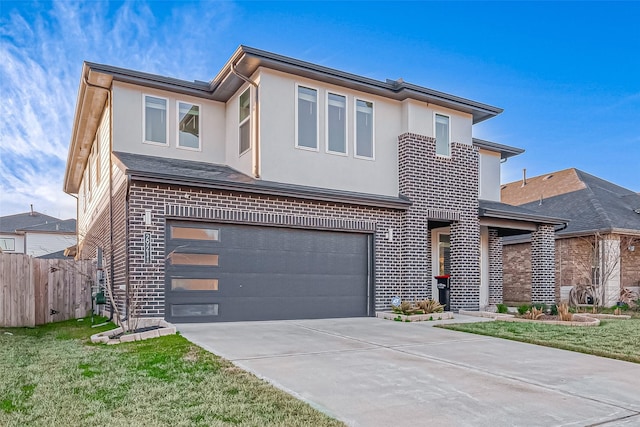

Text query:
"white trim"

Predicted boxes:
[[434, 112, 451, 158], [354, 97, 375, 160], [142, 94, 169, 146], [176, 100, 202, 151], [238, 87, 252, 156], [325, 91, 348, 156], [294, 83, 319, 152]]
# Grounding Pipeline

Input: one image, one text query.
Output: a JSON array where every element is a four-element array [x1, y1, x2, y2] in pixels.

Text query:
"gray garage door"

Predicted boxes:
[[165, 220, 372, 323]]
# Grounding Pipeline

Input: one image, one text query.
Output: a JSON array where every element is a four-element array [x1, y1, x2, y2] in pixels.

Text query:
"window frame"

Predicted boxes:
[[294, 83, 320, 152], [354, 97, 375, 160], [176, 100, 202, 151], [325, 91, 348, 156], [142, 94, 169, 146], [434, 112, 451, 157], [238, 87, 251, 156]]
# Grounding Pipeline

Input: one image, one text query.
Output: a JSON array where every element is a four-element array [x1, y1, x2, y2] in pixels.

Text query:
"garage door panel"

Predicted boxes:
[[165, 221, 372, 322]]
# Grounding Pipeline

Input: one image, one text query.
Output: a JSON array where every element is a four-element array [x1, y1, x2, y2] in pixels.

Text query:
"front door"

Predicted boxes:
[[431, 228, 450, 302]]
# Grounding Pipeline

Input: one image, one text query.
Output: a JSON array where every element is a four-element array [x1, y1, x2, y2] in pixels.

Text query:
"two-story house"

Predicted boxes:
[[64, 46, 563, 323]]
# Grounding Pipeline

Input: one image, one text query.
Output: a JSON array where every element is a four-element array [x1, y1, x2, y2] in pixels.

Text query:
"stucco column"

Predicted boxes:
[[531, 224, 556, 304], [600, 234, 621, 307], [488, 228, 503, 305]]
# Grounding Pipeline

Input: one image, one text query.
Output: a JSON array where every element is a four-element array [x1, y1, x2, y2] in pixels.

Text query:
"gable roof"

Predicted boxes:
[[501, 168, 640, 236], [0, 211, 73, 234], [112, 151, 411, 210], [65, 45, 504, 194]]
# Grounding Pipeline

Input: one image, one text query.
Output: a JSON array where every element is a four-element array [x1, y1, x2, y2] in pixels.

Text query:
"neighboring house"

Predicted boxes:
[[0, 209, 77, 257], [63, 45, 563, 323], [501, 168, 640, 306]]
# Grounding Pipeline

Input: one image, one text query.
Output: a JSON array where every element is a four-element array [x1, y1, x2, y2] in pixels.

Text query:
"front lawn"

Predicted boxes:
[[441, 315, 640, 364], [0, 318, 344, 427]]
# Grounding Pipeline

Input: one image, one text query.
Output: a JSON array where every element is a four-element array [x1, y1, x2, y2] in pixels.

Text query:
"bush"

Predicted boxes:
[[532, 303, 547, 312], [496, 303, 508, 314], [517, 304, 530, 315], [550, 304, 558, 316]]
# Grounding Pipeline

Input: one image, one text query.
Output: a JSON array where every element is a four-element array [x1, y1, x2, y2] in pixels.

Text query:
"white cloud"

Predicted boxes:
[[0, 0, 236, 218]]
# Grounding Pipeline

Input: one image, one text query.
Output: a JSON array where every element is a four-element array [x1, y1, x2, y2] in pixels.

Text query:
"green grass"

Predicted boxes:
[[0, 317, 344, 427], [440, 314, 640, 364]]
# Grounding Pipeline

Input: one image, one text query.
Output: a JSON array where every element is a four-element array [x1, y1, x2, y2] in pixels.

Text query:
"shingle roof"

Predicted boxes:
[[0, 211, 73, 234], [18, 219, 76, 233], [501, 168, 640, 236], [112, 152, 411, 210], [478, 199, 567, 224]]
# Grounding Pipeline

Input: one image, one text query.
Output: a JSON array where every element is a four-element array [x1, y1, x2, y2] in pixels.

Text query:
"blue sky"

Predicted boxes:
[[1, 1, 638, 219]]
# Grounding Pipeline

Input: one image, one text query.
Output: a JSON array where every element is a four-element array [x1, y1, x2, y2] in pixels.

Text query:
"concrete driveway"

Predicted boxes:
[[179, 316, 640, 427]]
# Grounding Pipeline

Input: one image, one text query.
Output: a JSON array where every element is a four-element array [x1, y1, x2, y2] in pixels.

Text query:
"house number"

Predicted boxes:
[[144, 232, 151, 263]]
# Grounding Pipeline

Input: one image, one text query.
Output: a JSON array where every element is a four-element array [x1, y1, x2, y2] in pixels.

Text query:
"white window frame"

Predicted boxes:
[[176, 100, 202, 151], [294, 83, 319, 152], [354, 97, 375, 160], [143, 94, 169, 146], [434, 112, 451, 157], [238, 87, 251, 156], [325, 91, 348, 156]]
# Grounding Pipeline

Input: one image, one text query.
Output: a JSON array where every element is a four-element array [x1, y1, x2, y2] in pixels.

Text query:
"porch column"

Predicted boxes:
[[450, 214, 480, 311], [531, 224, 556, 304], [488, 229, 503, 305], [600, 234, 621, 307]]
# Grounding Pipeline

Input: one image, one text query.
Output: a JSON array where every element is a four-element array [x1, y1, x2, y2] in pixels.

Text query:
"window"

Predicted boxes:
[[438, 234, 451, 276], [239, 88, 251, 155], [143, 95, 168, 145], [171, 304, 218, 317], [171, 279, 219, 291], [0, 238, 15, 251], [326, 92, 346, 154], [355, 99, 374, 159], [169, 253, 219, 266], [296, 85, 318, 150], [171, 226, 219, 241], [435, 113, 450, 156], [177, 101, 200, 150]]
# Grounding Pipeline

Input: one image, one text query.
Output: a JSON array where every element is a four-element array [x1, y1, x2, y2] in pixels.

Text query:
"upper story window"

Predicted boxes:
[[355, 99, 374, 159], [435, 113, 450, 157], [143, 95, 168, 145], [326, 92, 346, 155], [296, 85, 318, 150], [239, 88, 251, 155], [177, 101, 200, 150]]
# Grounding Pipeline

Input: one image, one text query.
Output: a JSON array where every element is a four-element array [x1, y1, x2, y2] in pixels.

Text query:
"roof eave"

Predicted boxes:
[[479, 207, 568, 225], [473, 138, 525, 160]]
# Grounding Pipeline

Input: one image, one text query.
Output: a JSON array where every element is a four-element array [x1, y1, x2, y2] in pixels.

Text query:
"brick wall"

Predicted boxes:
[[126, 182, 404, 317], [621, 237, 640, 288], [531, 224, 556, 304], [398, 133, 480, 311], [502, 242, 531, 304]]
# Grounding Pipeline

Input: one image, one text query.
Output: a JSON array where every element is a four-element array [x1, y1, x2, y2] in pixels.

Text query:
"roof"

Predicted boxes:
[[0, 211, 74, 234], [65, 45, 504, 194], [36, 249, 71, 259], [112, 152, 412, 210], [479, 199, 567, 225], [501, 168, 640, 237], [472, 138, 524, 160]]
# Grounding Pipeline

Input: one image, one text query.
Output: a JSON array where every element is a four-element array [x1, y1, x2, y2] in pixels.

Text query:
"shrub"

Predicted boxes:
[[550, 304, 558, 316], [523, 306, 544, 320], [557, 302, 572, 321], [517, 304, 530, 315], [415, 299, 444, 314], [496, 303, 508, 314]]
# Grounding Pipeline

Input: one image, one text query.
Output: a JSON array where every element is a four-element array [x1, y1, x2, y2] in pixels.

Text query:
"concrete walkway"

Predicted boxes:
[[179, 316, 640, 427]]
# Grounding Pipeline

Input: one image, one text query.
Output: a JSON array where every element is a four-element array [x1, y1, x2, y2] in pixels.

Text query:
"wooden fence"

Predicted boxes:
[[0, 253, 95, 327]]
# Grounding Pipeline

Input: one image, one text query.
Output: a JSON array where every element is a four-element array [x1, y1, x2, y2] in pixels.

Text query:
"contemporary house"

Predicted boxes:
[[64, 46, 562, 323], [502, 168, 640, 306], [0, 209, 77, 257]]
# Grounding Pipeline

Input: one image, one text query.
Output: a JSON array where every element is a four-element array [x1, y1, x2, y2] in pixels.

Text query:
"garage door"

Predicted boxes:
[[165, 220, 372, 323]]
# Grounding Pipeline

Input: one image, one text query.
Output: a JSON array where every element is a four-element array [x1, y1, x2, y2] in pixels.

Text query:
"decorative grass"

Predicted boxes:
[[0, 317, 344, 427], [440, 315, 640, 364]]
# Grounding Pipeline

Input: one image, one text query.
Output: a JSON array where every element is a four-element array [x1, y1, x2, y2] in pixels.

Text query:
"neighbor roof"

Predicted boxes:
[[16, 219, 76, 233], [65, 45, 504, 194], [0, 211, 71, 234], [501, 168, 640, 236], [112, 152, 411, 210]]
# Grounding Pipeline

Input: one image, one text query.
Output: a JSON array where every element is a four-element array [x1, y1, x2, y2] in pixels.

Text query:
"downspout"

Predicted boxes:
[[231, 64, 260, 178], [83, 73, 115, 321], [124, 175, 131, 322]]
